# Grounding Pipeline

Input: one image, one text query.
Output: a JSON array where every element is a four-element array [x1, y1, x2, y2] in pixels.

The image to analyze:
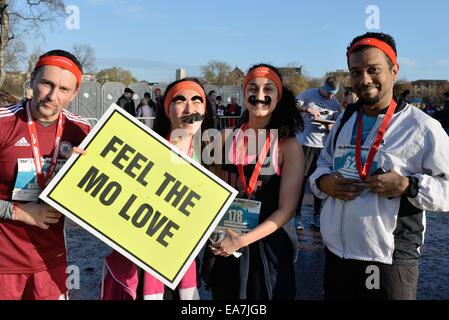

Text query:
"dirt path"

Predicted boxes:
[[294, 194, 449, 300], [66, 193, 449, 300]]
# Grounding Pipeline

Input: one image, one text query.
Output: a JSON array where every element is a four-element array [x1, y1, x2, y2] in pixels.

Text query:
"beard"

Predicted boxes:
[[36, 99, 59, 116], [360, 95, 381, 106], [358, 85, 381, 106]]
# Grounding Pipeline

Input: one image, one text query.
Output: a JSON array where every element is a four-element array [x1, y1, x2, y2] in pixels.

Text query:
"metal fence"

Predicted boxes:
[[24, 80, 245, 130]]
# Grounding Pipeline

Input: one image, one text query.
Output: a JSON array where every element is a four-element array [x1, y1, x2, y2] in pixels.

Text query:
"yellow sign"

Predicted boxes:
[[40, 104, 237, 289]]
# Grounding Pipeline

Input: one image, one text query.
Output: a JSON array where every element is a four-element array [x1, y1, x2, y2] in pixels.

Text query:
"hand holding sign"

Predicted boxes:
[[71, 146, 87, 157]]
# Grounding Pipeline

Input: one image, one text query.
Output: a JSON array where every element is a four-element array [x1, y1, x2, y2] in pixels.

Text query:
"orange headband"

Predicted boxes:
[[35, 56, 83, 87], [244, 67, 283, 100], [347, 38, 397, 65], [164, 81, 206, 116]]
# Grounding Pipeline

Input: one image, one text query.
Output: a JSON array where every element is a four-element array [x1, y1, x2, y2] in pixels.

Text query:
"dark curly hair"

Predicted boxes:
[[347, 32, 397, 69], [240, 63, 303, 139], [153, 77, 214, 139]]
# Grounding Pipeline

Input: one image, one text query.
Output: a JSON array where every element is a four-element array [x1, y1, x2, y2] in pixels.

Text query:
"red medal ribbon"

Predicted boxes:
[[235, 124, 271, 198], [26, 102, 65, 190], [355, 99, 397, 180]]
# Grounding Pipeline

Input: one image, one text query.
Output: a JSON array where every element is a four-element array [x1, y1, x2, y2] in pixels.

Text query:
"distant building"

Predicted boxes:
[[227, 66, 245, 87], [176, 68, 187, 80], [410, 80, 449, 99]]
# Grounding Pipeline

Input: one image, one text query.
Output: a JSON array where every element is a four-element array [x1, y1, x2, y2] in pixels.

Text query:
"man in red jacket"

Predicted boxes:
[[0, 50, 91, 300]]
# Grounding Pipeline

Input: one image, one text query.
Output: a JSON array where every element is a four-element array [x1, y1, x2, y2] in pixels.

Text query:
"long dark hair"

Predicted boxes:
[[241, 63, 303, 139], [153, 77, 214, 138]]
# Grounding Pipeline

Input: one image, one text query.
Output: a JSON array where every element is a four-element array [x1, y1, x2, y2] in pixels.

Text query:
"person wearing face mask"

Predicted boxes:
[[310, 32, 449, 300], [202, 64, 305, 300], [100, 78, 214, 300], [294, 76, 341, 230]]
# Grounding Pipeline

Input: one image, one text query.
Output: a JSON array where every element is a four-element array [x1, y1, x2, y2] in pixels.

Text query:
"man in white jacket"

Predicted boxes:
[[310, 32, 449, 300]]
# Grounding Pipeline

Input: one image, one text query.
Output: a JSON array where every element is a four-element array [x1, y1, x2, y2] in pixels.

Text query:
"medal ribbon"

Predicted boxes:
[[26, 102, 65, 190], [355, 99, 397, 180], [236, 123, 271, 198]]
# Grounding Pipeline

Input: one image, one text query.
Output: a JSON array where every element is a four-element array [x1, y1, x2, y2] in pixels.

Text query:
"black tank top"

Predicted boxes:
[[220, 129, 281, 223]]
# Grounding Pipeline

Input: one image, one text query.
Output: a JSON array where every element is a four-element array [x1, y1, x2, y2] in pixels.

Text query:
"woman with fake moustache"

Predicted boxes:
[[202, 64, 305, 299], [101, 78, 213, 300]]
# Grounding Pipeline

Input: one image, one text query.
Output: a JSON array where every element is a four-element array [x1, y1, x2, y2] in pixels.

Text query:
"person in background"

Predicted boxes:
[[215, 95, 226, 117], [225, 95, 242, 128], [342, 87, 358, 110], [207, 90, 217, 108], [435, 91, 449, 135], [398, 89, 410, 105], [136, 97, 155, 129], [215, 95, 226, 129], [295, 76, 341, 230], [153, 88, 163, 114], [116, 87, 136, 116]]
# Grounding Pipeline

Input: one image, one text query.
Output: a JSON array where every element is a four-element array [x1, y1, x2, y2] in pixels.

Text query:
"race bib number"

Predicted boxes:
[[333, 145, 378, 180], [214, 198, 261, 234], [12, 158, 66, 202]]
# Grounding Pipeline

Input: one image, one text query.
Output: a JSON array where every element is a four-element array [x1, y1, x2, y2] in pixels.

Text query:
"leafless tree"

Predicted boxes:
[[26, 46, 42, 74], [72, 43, 96, 74], [201, 60, 232, 86], [0, 0, 66, 87]]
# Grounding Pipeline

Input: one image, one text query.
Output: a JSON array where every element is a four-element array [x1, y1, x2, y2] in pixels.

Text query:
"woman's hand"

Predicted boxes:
[[210, 229, 245, 257]]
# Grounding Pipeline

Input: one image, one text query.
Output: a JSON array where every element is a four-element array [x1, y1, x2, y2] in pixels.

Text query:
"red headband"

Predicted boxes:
[[347, 38, 397, 65], [244, 67, 283, 100], [35, 56, 83, 87], [164, 81, 206, 116]]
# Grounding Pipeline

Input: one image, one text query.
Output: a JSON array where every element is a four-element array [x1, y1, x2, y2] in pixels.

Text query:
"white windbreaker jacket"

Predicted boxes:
[[310, 103, 449, 264]]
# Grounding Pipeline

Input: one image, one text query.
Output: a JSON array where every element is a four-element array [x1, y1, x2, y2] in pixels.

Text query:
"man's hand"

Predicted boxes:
[[318, 172, 365, 201], [13, 202, 62, 230], [307, 108, 322, 119], [364, 170, 409, 198], [68, 146, 87, 158], [324, 123, 334, 132]]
